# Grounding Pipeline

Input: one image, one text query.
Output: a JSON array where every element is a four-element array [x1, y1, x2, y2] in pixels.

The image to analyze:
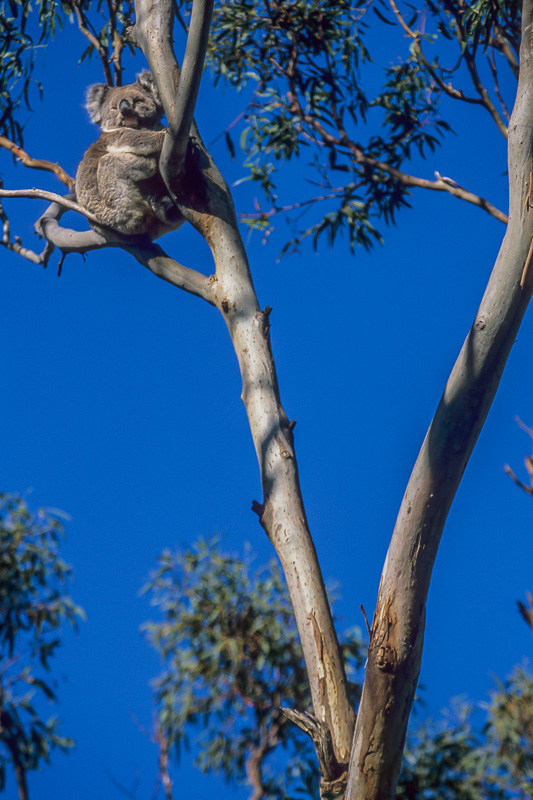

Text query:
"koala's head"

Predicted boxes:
[[85, 71, 164, 131]]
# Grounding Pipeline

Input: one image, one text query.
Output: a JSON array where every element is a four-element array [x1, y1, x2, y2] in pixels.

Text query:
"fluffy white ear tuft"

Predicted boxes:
[[85, 84, 109, 124]]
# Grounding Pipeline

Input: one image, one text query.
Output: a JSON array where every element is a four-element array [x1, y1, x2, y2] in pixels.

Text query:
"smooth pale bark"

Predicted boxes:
[[346, 4, 533, 798], [133, 0, 355, 787]]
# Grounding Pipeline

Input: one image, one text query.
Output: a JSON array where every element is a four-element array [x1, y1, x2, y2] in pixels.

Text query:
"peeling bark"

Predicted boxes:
[[346, 4, 533, 798]]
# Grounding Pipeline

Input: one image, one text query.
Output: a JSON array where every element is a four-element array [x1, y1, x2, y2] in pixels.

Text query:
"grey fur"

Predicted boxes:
[[76, 72, 183, 238]]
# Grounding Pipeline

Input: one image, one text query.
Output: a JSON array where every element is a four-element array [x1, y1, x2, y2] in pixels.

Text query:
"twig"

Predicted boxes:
[[72, 0, 114, 86], [518, 592, 533, 633], [515, 416, 533, 440], [240, 189, 348, 222], [487, 47, 511, 122], [103, 766, 140, 799], [359, 155, 509, 224], [503, 417, 533, 495], [107, 0, 124, 86], [0, 136, 75, 190], [491, 26, 520, 79], [504, 464, 533, 495], [360, 604, 372, 638]]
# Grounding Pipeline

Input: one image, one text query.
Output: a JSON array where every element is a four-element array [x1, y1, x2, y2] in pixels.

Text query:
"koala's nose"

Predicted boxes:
[[119, 98, 132, 114]]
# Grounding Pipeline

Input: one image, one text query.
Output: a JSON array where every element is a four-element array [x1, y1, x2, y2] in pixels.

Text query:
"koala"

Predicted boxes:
[[76, 72, 183, 239]]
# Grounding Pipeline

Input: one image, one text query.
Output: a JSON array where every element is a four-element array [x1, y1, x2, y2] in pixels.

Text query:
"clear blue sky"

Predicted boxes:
[[1, 12, 532, 800]]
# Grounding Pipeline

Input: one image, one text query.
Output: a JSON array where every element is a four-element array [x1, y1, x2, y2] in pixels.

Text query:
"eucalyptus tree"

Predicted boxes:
[[0, 494, 83, 800], [0, 0, 530, 798]]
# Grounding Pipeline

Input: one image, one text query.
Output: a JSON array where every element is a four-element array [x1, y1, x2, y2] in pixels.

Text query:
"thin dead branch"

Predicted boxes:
[[504, 417, 533, 495], [518, 592, 533, 633], [0, 136, 75, 190]]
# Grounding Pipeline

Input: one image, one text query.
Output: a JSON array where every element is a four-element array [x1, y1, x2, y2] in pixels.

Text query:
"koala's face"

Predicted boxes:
[[86, 71, 164, 131]]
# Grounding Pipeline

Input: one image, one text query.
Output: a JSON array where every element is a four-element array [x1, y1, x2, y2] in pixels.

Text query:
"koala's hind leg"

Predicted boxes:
[[96, 152, 158, 235]]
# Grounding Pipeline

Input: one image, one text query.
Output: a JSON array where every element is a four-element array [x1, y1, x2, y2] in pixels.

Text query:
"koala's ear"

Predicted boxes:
[[136, 71, 162, 108], [85, 84, 109, 124]]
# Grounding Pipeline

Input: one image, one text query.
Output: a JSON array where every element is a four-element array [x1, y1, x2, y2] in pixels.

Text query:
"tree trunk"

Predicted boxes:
[[132, 0, 355, 783], [346, 3, 533, 797]]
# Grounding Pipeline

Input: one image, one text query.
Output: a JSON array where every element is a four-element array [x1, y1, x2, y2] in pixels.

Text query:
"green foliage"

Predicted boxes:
[[0, 493, 84, 793], [195, 0, 518, 255], [398, 667, 533, 800], [0, 0, 135, 145], [0, 6, 40, 145], [482, 667, 533, 796], [142, 538, 364, 799]]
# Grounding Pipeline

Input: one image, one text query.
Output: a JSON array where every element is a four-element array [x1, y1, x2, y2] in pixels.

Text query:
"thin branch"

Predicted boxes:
[[0, 188, 106, 226], [161, 0, 214, 180], [36, 202, 215, 300], [71, 0, 114, 86], [0, 136, 75, 190], [491, 24, 520, 78], [240, 189, 348, 222], [444, 0, 508, 138], [504, 463, 533, 494], [487, 47, 511, 122], [272, 41, 508, 225], [504, 416, 533, 494], [388, 0, 491, 109], [518, 592, 533, 633], [356, 146, 508, 223], [106, 0, 124, 86], [515, 415, 533, 439], [104, 766, 140, 800]]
